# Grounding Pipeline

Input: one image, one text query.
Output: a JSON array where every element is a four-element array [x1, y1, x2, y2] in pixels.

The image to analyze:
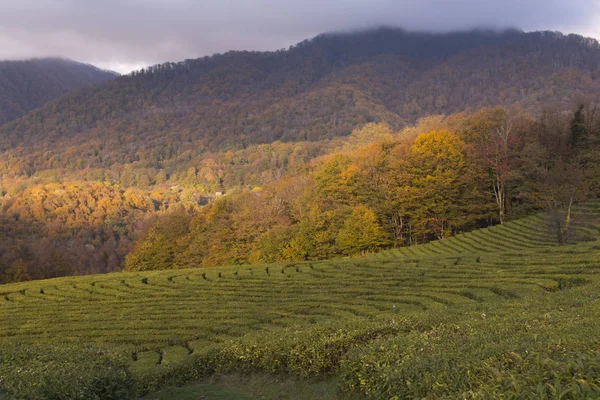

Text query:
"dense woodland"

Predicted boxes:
[[0, 58, 117, 126], [124, 107, 600, 271], [1, 29, 600, 283], [2, 29, 600, 174]]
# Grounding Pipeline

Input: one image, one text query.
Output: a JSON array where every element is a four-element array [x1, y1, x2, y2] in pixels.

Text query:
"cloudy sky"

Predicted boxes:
[[1, 0, 599, 74]]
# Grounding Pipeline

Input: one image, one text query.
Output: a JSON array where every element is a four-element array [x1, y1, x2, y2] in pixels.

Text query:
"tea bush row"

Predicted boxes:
[[339, 290, 600, 399], [0, 318, 422, 398], [0, 342, 135, 400], [131, 317, 422, 395]]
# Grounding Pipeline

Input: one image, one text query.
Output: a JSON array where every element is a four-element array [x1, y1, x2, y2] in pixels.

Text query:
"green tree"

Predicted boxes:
[[124, 212, 191, 271], [336, 205, 389, 255], [314, 154, 357, 209]]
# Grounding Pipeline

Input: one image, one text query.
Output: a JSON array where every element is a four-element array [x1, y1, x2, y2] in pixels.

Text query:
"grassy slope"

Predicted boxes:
[[1, 202, 600, 399]]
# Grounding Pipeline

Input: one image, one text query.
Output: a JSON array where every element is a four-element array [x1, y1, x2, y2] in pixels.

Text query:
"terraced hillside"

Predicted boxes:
[[376, 201, 600, 259], [1, 203, 600, 399]]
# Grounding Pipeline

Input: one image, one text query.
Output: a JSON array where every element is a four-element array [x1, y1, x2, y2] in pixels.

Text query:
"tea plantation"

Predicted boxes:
[[1, 202, 600, 399]]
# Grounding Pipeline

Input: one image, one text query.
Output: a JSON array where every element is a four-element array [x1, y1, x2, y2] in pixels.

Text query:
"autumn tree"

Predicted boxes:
[[459, 107, 523, 224], [406, 130, 487, 241], [336, 205, 389, 255], [124, 211, 191, 271], [516, 106, 595, 244]]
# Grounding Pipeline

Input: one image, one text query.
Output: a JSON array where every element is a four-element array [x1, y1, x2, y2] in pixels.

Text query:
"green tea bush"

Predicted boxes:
[[130, 318, 420, 395], [0, 214, 599, 397], [131, 349, 220, 395], [0, 342, 135, 400], [340, 317, 600, 399], [216, 318, 417, 378]]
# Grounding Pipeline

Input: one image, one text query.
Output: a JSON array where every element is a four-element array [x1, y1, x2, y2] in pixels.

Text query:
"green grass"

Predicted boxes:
[[144, 375, 342, 400], [1, 204, 600, 399]]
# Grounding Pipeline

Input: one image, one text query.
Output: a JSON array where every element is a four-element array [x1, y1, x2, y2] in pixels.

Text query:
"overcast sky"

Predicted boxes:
[[1, 0, 599, 74]]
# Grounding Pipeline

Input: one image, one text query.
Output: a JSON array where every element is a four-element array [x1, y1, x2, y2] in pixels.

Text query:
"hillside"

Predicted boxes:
[[1, 207, 600, 398], [2, 105, 600, 284], [1, 28, 600, 285], [1, 29, 600, 177], [0, 58, 118, 126], [375, 200, 600, 258]]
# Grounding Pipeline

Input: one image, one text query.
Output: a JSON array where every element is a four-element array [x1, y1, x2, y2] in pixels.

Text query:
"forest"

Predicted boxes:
[[0, 58, 117, 126], [123, 105, 600, 271], [1, 28, 600, 283], [1, 102, 599, 283]]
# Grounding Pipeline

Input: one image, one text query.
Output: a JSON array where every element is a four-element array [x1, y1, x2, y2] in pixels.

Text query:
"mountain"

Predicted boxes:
[[1, 29, 600, 178], [1, 28, 600, 284], [1, 28, 600, 178], [0, 58, 118, 126]]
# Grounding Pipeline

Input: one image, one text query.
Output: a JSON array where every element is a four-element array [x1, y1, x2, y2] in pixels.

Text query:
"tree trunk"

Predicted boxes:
[[560, 196, 574, 245], [492, 174, 505, 224]]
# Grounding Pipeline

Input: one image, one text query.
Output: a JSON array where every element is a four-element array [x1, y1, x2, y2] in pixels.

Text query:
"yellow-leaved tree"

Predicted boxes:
[[404, 130, 486, 242], [336, 204, 389, 255]]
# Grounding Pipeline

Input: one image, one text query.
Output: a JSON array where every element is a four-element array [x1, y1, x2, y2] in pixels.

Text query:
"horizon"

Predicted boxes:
[[2, 26, 599, 75], [1, 0, 599, 74]]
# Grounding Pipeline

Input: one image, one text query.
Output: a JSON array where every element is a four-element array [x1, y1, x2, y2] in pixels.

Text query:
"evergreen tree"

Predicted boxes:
[[569, 105, 588, 148]]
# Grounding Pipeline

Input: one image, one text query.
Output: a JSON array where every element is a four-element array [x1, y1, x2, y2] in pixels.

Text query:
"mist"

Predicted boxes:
[[1, 0, 599, 73]]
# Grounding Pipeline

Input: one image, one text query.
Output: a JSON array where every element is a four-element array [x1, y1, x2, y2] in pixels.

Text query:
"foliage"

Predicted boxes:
[[336, 205, 389, 255], [341, 302, 600, 399], [0, 342, 135, 400], [0, 182, 161, 283], [1, 30, 600, 282], [124, 102, 600, 271], [405, 130, 486, 240], [2, 103, 600, 282], [125, 126, 489, 269], [124, 211, 192, 271], [0, 58, 116, 126], [2, 29, 600, 178], [215, 319, 416, 378], [0, 210, 599, 396]]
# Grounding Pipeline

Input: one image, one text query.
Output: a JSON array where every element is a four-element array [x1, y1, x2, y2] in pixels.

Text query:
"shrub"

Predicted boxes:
[[0, 342, 135, 400], [215, 318, 416, 378], [340, 318, 600, 399]]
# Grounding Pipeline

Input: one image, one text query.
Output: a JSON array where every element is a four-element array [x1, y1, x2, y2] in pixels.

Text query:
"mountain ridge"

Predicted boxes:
[[1, 29, 599, 163], [0, 57, 118, 126]]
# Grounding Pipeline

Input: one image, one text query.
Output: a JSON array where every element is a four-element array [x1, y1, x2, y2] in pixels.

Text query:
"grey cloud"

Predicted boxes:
[[0, 0, 599, 73]]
